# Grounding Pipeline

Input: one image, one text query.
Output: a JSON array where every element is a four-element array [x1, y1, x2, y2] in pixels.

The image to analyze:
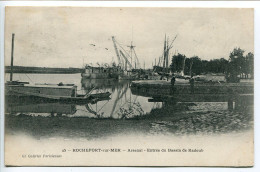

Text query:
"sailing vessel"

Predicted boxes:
[[111, 36, 142, 80], [152, 34, 178, 79], [5, 33, 111, 103]]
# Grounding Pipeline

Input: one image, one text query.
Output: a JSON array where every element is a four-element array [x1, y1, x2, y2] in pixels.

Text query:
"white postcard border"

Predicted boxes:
[[0, 1, 260, 172]]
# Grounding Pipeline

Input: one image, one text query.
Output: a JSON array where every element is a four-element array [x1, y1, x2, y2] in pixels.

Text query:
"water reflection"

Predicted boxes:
[[79, 79, 158, 119], [5, 77, 253, 140]]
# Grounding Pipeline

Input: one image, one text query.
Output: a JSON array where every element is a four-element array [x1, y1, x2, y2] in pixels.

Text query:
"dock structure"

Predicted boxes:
[[130, 80, 253, 110]]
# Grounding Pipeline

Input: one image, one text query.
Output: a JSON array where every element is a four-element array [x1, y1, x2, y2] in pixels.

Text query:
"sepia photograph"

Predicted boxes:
[[3, 6, 254, 167]]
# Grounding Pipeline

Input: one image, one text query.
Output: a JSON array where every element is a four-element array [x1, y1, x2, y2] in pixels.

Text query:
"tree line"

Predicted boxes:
[[170, 47, 254, 79]]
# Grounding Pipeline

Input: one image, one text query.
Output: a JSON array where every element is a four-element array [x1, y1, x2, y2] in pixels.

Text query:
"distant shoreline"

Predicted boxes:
[[5, 66, 83, 74]]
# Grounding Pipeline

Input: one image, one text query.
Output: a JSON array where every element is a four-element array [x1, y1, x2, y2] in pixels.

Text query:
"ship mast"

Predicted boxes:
[[127, 28, 140, 69], [127, 41, 135, 68], [163, 34, 166, 69], [163, 34, 178, 72], [10, 33, 15, 81]]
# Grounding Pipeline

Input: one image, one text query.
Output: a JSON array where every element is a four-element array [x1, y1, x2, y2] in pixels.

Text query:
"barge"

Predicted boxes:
[[5, 81, 111, 103]]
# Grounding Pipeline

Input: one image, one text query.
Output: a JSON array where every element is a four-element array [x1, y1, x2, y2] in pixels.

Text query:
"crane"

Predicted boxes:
[[112, 36, 141, 71], [112, 36, 122, 67], [119, 50, 133, 70]]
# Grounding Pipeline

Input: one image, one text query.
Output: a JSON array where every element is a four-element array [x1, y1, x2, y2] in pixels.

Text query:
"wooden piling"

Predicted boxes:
[[228, 98, 233, 110]]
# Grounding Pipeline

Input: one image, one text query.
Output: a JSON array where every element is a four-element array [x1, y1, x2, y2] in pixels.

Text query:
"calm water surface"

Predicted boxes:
[[5, 73, 253, 140]]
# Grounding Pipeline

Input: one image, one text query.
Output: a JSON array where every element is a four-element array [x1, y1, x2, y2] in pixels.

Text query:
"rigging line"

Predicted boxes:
[[97, 100, 110, 113], [88, 104, 95, 112], [76, 108, 91, 113], [120, 47, 133, 64], [133, 49, 140, 67], [109, 84, 128, 116], [157, 51, 165, 66], [112, 101, 129, 114], [114, 91, 138, 113], [168, 35, 178, 50], [90, 103, 97, 116], [85, 104, 98, 115], [113, 98, 139, 115], [132, 25, 134, 43], [115, 40, 128, 47], [116, 41, 132, 59], [132, 95, 138, 104], [25, 74, 34, 84]]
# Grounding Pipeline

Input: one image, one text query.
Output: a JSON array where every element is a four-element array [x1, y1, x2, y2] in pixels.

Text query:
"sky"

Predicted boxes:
[[5, 7, 254, 68]]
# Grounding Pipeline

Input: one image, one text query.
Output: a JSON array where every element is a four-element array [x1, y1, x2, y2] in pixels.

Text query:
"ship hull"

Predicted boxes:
[[81, 72, 119, 79], [81, 66, 122, 79]]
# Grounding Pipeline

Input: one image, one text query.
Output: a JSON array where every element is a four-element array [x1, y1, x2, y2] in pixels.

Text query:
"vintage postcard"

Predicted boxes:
[[4, 7, 254, 166]]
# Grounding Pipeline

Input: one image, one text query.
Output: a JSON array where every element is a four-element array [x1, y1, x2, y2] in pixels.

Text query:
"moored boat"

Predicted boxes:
[[81, 65, 123, 79], [5, 81, 111, 103]]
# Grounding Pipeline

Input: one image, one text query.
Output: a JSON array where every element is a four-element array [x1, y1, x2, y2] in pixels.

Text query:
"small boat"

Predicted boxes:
[[59, 92, 111, 103]]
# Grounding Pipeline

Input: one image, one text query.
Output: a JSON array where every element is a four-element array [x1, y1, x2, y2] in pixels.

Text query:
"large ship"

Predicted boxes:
[[81, 36, 142, 80]]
